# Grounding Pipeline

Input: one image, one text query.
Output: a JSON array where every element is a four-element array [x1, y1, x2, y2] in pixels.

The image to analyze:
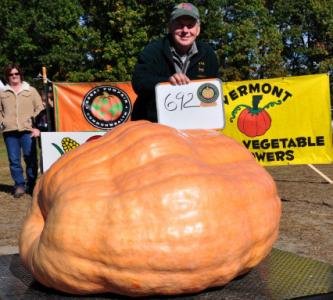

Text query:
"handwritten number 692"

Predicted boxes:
[[164, 92, 199, 111]]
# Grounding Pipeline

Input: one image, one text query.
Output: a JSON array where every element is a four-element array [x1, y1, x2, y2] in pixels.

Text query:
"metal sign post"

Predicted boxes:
[[42, 66, 52, 131]]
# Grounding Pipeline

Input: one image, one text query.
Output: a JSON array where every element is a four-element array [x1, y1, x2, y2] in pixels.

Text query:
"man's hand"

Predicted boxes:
[[169, 73, 190, 85]]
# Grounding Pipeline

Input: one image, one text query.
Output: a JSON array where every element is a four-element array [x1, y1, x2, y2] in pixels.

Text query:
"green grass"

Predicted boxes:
[[0, 137, 12, 186]]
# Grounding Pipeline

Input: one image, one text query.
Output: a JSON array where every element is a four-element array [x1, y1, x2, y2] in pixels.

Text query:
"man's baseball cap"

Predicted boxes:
[[170, 3, 200, 22]]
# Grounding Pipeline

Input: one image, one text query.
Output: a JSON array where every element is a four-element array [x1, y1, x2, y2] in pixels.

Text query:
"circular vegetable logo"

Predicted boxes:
[[197, 83, 219, 104], [82, 86, 132, 130]]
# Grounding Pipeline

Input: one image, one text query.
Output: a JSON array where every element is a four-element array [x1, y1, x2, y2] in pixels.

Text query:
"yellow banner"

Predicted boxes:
[[53, 82, 137, 131], [221, 74, 333, 165]]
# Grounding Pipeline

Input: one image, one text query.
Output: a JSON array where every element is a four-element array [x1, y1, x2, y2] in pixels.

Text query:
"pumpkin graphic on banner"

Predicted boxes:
[[230, 95, 282, 137], [91, 92, 123, 121]]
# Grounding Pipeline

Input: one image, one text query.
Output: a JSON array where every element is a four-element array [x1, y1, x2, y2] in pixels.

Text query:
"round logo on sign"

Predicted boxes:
[[82, 86, 132, 130], [197, 83, 219, 104]]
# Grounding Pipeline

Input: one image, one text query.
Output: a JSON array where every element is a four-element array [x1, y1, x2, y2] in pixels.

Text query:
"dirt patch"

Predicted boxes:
[[268, 165, 333, 265], [0, 164, 332, 265], [0, 185, 31, 254]]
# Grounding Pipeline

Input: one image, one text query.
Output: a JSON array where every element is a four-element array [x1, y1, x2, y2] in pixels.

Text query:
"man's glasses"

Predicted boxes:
[[9, 72, 20, 77]]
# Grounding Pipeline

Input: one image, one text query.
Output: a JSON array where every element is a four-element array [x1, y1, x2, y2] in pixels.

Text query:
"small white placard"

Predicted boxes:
[[155, 78, 225, 130], [41, 131, 106, 172]]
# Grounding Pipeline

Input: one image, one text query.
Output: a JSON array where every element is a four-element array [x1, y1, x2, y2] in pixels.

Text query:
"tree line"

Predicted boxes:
[[0, 0, 332, 98]]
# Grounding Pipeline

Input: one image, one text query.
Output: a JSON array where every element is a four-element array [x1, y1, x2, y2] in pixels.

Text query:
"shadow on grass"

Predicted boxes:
[[0, 183, 13, 194]]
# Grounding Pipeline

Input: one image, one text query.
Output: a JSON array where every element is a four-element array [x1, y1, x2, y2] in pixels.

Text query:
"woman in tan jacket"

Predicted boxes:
[[0, 64, 43, 197]]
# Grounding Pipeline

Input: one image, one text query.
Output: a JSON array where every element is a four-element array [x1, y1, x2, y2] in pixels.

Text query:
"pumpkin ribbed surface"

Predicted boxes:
[[19, 120, 281, 297]]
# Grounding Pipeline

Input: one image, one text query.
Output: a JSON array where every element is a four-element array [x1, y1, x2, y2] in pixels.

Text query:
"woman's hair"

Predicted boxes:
[[4, 63, 24, 82]]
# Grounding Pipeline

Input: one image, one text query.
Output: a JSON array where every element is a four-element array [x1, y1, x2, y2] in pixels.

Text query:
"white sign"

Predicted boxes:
[[155, 78, 225, 130], [41, 132, 106, 172]]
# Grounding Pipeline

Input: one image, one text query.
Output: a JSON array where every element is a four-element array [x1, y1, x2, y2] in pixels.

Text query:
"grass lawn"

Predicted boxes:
[[0, 137, 11, 187]]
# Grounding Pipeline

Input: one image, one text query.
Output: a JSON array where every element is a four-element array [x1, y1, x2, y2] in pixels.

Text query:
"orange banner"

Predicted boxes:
[[53, 82, 137, 131]]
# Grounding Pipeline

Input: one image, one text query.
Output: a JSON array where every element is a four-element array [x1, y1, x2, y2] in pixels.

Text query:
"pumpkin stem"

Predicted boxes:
[[252, 95, 263, 110]]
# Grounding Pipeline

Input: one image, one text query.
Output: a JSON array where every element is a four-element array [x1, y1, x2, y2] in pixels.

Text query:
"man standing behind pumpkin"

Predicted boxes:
[[131, 2, 220, 122]]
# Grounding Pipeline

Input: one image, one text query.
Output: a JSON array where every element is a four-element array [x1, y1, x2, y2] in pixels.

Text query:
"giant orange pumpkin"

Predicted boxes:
[[19, 120, 281, 297]]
